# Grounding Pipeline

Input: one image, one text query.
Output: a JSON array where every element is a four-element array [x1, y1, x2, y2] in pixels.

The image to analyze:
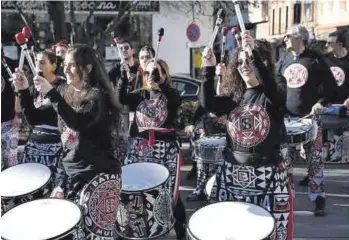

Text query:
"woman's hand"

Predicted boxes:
[[147, 67, 161, 90], [215, 63, 226, 76], [202, 47, 217, 67], [12, 68, 29, 90], [33, 75, 53, 94], [185, 125, 195, 136], [241, 31, 255, 51], [344, 98, 349, 109]]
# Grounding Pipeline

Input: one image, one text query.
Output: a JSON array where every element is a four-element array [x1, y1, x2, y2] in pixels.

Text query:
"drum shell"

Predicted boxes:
[[285, 118, 313, 146], [116, 175, 175, 239], [193, 137, 226, 164], [1, 167, 53, 214]]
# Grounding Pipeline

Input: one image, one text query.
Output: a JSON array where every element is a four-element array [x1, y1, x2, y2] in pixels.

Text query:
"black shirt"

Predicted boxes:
[[200, 50, 285, 155], [108, 61, 140, 91], [324, 53, 349, 104], [118, 71, 182, 142], [275, 49, 337, 116], [46, 86, 120, 182], [18, 77, 66, 127]]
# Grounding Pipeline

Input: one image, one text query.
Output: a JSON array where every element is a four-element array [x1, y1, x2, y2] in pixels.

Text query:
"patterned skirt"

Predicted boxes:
[[20, 126, 66, 188], [1, 120, 19, 170]]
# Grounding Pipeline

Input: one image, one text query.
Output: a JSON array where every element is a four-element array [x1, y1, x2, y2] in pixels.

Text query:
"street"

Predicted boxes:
[[159, 144, 349, 240]]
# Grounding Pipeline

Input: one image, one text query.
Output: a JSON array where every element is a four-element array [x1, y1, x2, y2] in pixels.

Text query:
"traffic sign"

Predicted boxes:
[[186, 23, 200, 42]]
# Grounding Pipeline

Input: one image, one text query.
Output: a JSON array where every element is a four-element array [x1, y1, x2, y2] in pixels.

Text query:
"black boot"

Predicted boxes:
[[314, 196, 326, 216], [174, 196, 187, 239], [186, 162, 197, 180], [299, 176, 309, 186]]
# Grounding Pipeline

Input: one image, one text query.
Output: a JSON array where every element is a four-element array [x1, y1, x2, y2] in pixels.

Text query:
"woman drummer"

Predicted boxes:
[[12, 50, 66, 194], [117, 58, 187, 239], [200, 32, 293, 239], [24, 44, 121, 240]]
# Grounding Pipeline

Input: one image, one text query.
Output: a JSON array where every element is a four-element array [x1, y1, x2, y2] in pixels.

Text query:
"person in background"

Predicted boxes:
[[275, 24, 338, 216]]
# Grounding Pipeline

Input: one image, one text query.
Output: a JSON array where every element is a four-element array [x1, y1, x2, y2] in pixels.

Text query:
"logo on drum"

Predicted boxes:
[[227, 104, 270, 147], [330, 66, 345, 86], [283, 63, 308, 88], [136, 98, 168, 128], [82, 173, 121, 238]]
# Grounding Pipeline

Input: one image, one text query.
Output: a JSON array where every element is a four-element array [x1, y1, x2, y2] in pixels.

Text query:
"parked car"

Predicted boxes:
[[171, 74, 201, 102]]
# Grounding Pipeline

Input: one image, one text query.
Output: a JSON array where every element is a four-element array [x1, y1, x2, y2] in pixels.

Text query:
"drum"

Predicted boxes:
[[1, 199, 83, 240], [116, 162, 175, 239], [0, 163, 53, 213], [284, 118, 314, 146], [187, 202, 276, 240], [327, 130, 349, 163], [194, 137, 226, 164]]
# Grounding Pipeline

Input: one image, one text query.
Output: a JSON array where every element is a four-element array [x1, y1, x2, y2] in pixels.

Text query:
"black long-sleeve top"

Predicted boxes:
[[1, 77, 15, 123], [200, 49, 285, 154], [275, 49, 337, 116], [324, 53, 349, 104], [18, 77, 66, 128], [46, 85, 120, 181], [118, 71, 182, 142]]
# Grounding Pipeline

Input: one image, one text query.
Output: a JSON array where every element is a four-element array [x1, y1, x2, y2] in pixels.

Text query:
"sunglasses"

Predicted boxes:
[[120, 45, 130, 51], [284, 33, 299, 39]]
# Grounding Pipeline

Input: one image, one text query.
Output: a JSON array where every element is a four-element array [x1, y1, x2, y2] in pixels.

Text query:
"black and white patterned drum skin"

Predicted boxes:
[[1, 198, 84, 240], [0, 163, 53, 214], [284, 118, 314, 146], [116, 162, 175, 239], [205, 175, 215, 203], [187, 202, 276, 240], [194, 137, 226, 164], [327, 130, 349, 163]]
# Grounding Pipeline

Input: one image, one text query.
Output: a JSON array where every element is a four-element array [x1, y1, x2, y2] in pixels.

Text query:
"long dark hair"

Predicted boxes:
[[220, 39, 274, 98], [64, 44, 114, 106], [38, 50, 63, 75]]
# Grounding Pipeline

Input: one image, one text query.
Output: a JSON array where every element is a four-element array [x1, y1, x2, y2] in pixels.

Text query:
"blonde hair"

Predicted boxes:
[[142, 58, 172, 90]]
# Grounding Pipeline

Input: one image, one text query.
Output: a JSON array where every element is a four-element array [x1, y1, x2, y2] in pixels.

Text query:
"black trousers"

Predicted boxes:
[[174, 194, 187, 239]]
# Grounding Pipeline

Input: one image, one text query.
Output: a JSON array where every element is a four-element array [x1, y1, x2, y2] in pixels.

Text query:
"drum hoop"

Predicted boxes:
[[1, 163, 53, 199], [187, 201, 277, 240], [195, 138, 226, 147], [1, 198, 83, 240], [122, 162, 170, 193]]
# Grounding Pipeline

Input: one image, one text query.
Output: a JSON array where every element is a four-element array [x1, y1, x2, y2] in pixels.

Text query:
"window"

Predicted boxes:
[[272, 9, 275, 35], [294, 2, 302, 24], [279, 8, 282, 34], [286, 6, 289, 32], [304, 0, 313, 22], [172, 79, 199, 97]]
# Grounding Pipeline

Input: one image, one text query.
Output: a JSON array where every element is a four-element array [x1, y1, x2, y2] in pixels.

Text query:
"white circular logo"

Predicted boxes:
[[283, 63, 309, 88], [227, 104, 270, 147], [330, 66, 345, 86]]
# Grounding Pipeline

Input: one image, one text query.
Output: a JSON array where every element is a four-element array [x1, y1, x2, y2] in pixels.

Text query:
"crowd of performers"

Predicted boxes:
[[1, 23, 349, 240]]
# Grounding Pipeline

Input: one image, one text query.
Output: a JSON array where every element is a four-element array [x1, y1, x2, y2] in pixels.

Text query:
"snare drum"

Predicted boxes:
[[187, 202, 276, 240], [194, 137, 226, 164], [284, 118, 313, 146], [116, 162, 175, 239], [0, 163, 53, 213], [1, 198, 83, 240]]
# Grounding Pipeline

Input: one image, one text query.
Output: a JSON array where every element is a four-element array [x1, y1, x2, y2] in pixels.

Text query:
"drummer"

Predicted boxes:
[[117, 58, 186, 239], [275, 24, 337, 216], [201, 32, 293, 239]]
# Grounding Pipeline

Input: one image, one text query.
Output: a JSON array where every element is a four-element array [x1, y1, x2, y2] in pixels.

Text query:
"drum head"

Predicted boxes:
[[2, 199, 82, 240], [188, 202, 275, 240], [0, 163, 51, 197], [205, 175, 215, 197], [284, 118, 312, 134], [196, 137, 226, 147], [121, 162, 169, 192]]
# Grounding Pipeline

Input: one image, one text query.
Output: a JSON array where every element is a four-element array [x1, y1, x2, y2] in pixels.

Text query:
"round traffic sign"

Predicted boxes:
[[186, 23, 200, 42]]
